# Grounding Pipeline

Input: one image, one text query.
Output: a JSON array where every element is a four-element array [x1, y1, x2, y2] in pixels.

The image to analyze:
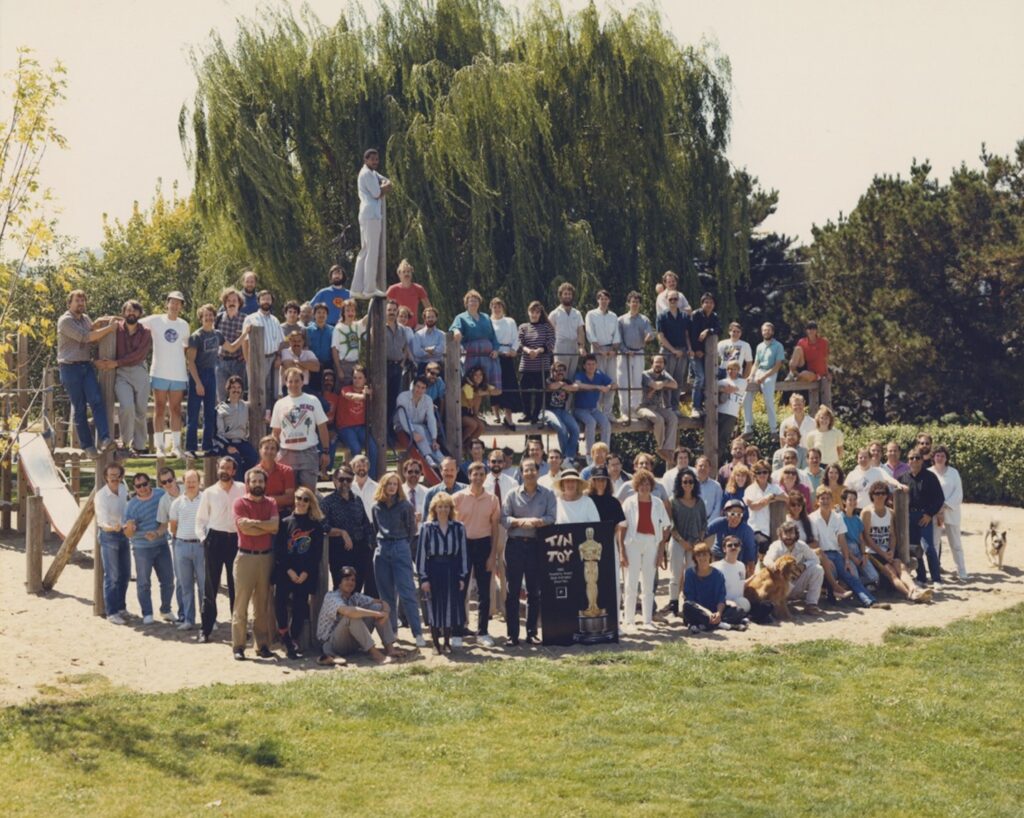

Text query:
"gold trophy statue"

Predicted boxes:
[[578, 528, 606, 617]]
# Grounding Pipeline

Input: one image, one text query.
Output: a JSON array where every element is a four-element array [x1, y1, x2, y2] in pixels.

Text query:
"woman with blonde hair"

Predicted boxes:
[[416, 492, 469, 654], [371, 472, 425, 647], [805, 405, 844, 465], [273, 486, 325, 659]]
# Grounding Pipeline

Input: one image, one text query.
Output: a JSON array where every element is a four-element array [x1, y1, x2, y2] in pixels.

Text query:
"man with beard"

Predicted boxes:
[[195, 456, 245, 643], [637, 354, 679, 462], [95, 299, 151, 455], [548, 282, 586, 379], [743, 321, 786, 436], [241, 289, 285, 402], [322, 465, 377, 593], [412, 306, 446, 374], [310, 264, 351, 325], [231, 468, 280, 660], [350, 454, 379, 521], [238, 270, 260, 316]]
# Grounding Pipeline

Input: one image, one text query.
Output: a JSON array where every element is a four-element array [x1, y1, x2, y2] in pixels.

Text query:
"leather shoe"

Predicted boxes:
[[525, 634, 540, 645], [256, 645, 275, 659]]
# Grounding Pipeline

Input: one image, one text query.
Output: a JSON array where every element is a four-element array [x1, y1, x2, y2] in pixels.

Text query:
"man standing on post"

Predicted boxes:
[[686, 293, 721, 418], [549, 282, 586, 379], [231, 468, 279, 660], [656, 290, 690, 415], [94, 299, 151, 455], [743, 321, 786, 437], [453, 463, 501, 647], [637, 354, 679, 463], [501, 458, 556, 645], [141, 292, 190, 458], [351, 148, 391, 299], [57, 290, 117, 457], [195, 456, 245, 643], [585, 290, 621, 417], [310, 264, 351, 326]]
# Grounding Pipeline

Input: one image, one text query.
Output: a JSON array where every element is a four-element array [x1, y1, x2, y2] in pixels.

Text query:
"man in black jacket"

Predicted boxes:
[[900, 446, 945, 587]]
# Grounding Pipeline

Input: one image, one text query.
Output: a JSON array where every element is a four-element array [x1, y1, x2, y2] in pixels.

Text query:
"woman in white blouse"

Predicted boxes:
[[489, 297, 521, 430], [617, 469, 672, 628], [930, 445, 967, 581]]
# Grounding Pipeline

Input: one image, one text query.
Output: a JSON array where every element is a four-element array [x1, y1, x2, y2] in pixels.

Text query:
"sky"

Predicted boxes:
[[2, 0, 1023, 249]]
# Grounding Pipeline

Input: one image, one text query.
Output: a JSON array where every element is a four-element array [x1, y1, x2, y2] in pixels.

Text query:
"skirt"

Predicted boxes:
[[424, 556, 466, 629], [463, 339, 501, 391], [493, 354, 522, 412]]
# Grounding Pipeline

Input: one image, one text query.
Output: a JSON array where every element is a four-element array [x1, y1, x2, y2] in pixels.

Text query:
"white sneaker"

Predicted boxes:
[[108, 613, 127, 625], [142, 614, 155, 625], [177, 622, 194, 631], [117, 609, 129, 618], [414, 635, 427, 648], [933, 581, 944, 589], [451, 636, 463, 648], [478, 634, 495, 647], [371, 289, 387, 298], [169, 447, 182, 459], [161, 611, 176, 623]]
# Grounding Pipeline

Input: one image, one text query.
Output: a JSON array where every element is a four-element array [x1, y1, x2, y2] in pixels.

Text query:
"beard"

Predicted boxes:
[[249, 486, 266, 496], [260, 303, 272, 312], [124, 315, 139, 325]]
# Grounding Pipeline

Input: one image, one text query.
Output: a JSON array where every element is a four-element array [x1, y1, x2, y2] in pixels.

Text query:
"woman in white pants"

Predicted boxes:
[[930, 445, 967, 581], [617, 469, 671, 628]]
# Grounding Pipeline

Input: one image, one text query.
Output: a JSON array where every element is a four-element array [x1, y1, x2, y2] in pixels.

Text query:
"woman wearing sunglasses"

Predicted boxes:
[[273, 487, 325, 659]]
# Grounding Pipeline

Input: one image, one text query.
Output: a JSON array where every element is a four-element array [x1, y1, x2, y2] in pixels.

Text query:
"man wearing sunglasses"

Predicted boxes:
[[656, 290, 691, 414], [705, 498, 758, 577], [123, 473, 175, 625], [322, 466, 377, 593], [900, 446, 946, 588]]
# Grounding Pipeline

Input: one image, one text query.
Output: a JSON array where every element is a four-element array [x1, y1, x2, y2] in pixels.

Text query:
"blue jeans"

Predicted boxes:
[[60, 362, 110, 448], [574, 407, 611, 459], [186, 367, 217, 452], [743, 372, 778, 432], [173, 538, 206, 626], [215, 357, 247, 402], [373, 539, 422, 638], [99, 530, 131, 615], [689, 356, 707, 412], [542, 408, 580, 460], [338, 425, 379, 473], [212, 439, 258, 475], [912, 516, 942, 583], [823, 550, 875, 606], [133, 542, 175, 618]]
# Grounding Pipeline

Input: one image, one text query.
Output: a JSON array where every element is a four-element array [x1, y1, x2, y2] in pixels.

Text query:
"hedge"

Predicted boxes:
[[612, 419, 1023, 507]]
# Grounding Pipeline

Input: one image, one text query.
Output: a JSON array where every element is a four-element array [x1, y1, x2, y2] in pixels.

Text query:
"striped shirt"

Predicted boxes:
[[516, 321, 555, 373], [169, 493, 203, 540], [415, 520, 469, 579]]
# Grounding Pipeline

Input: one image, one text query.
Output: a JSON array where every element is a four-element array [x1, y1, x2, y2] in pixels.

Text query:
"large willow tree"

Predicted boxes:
[[182, 0, 749, 321]]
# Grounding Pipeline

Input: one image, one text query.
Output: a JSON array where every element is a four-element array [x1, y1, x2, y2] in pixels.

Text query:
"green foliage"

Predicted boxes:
[[182, 0, 750, 321], [840, 423, 1024, 506], [804, 146, 1024, 424]]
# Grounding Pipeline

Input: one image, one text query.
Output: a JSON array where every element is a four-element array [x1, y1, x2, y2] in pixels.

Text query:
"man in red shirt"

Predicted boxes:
[[385, 258, 431, 330], [231, 467, 280, 661], [788, 321, 830, 382], [248, 435, 296, 515]]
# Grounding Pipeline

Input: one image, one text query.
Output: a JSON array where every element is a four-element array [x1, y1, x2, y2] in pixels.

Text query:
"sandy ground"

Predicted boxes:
[[1, 503, 1020, 706]]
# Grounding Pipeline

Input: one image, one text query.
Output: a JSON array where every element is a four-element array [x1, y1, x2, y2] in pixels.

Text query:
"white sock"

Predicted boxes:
[[171, 431, 181, 449], [153, 432, 163, 452]]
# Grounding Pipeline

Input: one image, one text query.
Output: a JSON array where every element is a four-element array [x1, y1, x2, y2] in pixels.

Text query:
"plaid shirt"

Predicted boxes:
[[215, 311, 245, 360], [321, 490, 373, 545]]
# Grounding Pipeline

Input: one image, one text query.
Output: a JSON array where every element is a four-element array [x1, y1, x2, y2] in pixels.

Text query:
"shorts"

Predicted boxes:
[[151, 377, 188, 392]]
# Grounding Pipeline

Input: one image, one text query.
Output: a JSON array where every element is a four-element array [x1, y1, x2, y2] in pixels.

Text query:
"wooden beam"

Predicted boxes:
[[246, 325, 267, 447], [203, 455, 217, 487], [893, 490, 910, 566], [16, 457, 26, 533], [444, 331, 462, 464], [25, 493, 43, 593], [367, 298, 387, 478], [769, 497, 786, 539], [702, 333, 718, 470], [97, 328, 116, 444], [41, 487, 97, 591], [93, 450, 111, 616], [0, 446, 11, 532], [42, 368, 54, 447], [16, 332, 28, 416], [819, 378, 832, 408]]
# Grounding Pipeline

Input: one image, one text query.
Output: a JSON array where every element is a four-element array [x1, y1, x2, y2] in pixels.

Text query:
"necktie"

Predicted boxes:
[[494, 478, 501, 505]]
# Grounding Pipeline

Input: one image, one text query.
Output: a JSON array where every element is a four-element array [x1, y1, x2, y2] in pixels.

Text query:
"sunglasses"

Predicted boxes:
[[134, 483, 150, 489], [755, 470, 769, 476], [680, 479, 695, 484], [908, 455, 922, 461], [160, 477, 175, 485], [726, 510, 743, 516], [295, 496, 311, 504], [725, 543, 741, 549], [871, 490, 888, 497]]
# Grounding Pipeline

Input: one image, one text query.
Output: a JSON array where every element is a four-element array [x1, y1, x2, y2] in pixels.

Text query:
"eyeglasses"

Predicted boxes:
[[668, 297, 679, 302], [908, 455, 922, 461], [134, 482, 150, 490], [725, 543, 741, 549], [295, 496, 311, 504], [160, 478, 175, 485], [755, 470, 769, 476], [336, 477, 353, 483], [725, 510, 743, 517]]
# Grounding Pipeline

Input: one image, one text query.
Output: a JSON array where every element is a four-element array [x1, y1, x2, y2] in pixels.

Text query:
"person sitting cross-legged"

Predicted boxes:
[[316, 566, 404, 665]]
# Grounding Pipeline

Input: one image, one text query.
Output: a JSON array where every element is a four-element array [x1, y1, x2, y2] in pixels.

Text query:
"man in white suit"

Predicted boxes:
[[351, 148, 392, 299]]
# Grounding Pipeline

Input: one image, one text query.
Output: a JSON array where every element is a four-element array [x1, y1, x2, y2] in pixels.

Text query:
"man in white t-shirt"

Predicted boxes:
[[271, 367, 330, 489], [716, 322, 753, 379], [141, 291, 190, 457], [278, 330, 319, 393], [844, 447, 905, 509], [712, 535, 751, 628], [717, 360, 746, 461], [548, 282, 586, 379], [584, 290, 621, 415], [744, 462, 786, 548], [809, 487, 878, 608], [779, 393, 816, 446]]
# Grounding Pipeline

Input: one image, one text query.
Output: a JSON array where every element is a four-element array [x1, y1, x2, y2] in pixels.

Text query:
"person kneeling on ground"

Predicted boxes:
[[764, 520, 825, 616], [315, 567, 404, 665], [711, 536, 764, 629]]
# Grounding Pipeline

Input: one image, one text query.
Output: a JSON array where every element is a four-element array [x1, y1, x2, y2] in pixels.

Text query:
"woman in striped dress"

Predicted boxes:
[[416, 492, 469, 654], [516, 301, 555, 424]]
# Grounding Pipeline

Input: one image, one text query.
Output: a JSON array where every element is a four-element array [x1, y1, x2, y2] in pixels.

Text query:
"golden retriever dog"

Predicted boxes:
[[744, 555, 801, 621], [985, 522, 1008, 570]]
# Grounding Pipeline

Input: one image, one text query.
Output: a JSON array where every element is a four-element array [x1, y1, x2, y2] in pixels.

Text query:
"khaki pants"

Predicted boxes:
[[326, 615, 396, 656], [231, 551, 273, 650], [637, 406, 679, 453]]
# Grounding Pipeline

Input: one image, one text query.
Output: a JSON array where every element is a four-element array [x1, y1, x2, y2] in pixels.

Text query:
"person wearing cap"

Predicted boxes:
[[705, 498, 758, 576], [500, 458, 557, 645], [322, 465, 377, 593], [553, 469, 600, 524], [585, 466, 625, 527], [787, 320, 830, 382], [618, 469, 672, 628], [141, 292, 190, 457], [764, 520, 825, 615]]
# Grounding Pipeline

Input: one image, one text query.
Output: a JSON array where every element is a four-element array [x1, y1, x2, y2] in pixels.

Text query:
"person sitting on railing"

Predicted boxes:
[[412, 306, 446, 375], [656, 290, 690, 416], [516, 300, 555, 425], [213, 288, 247, 401], [743, 322, 786, 437], [637, 354, 680, 463], [187, 303, 244, 456], [515, 438, 550, 482], [460, 366, 498, 450], [717, 359, 746, 462], [211, 375, 257, 474], [787, 320, 830, 382], [384, 299, 412, 434], [686, 293, 721, 419], [573, 354, 615, 460], [330, 298, 367, 387], [804, 405, 844, 467], [335, 365, 377, 473], [394, 375, 442, 469], [778, 392, 815, 445], [541, 361, 581, 462], [304, 303, 334, 395], [616, 290, 656, 423], [717, 321, 753, 381], [771, 427, 808, 471]]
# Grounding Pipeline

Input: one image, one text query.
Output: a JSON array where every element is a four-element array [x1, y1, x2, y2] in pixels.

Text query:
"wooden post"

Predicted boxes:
[[367, 298, 387, 478], [93, 450, 111, 616], [41, 488, 97, 591], [769, 499, 786, 541], [97, 329, 117, 446], [17, 332, 29, 416], [702, 333, 718, 470], [16, 458, 26, 534], [246, 325, 267, 447], [203, 455, 217, 487], [70, 454, 81, 503], [444, 331, 462, 465], [0, 447, 11, 532], [819, 378, 832, 408], [807, 381, 820, 416], [894, 490, 910, 566], [42, 368, 55, 447], [26, 493, 44, 593]]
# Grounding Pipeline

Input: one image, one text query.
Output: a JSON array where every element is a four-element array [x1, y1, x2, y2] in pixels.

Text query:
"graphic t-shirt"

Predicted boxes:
[[142, 315, 190, 381], [189, 328, 224, 372], [270, 393, 328, 450], [311, 285, 351, 325]]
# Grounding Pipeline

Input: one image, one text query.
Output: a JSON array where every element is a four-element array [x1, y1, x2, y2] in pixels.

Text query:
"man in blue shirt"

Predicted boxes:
[[304, 303, 335, 393], [686, 293, 722, 417], [239, 270, 260, 316], [123, 473, 175, 624], [706, 498, 757, 574], [696, 455, 724, 521], [310, 264, 352, 325], [744, 321, 786, 435], [411, 307, 446, 373], [573, 354, 614, 461], [655, 291, 690, 413]]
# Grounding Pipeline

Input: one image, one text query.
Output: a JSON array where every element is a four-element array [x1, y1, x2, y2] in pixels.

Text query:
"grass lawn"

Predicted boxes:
[[2, 607, 1023, 817]]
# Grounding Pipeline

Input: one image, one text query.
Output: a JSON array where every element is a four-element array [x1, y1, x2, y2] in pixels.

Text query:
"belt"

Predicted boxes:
[[238, 547, 271, 555], [59, 360, 92, 366], [176, 538, 200, 543]]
